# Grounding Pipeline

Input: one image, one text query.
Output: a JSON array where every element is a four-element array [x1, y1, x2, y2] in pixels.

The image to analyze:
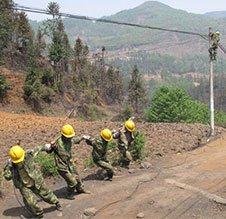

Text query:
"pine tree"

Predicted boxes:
[[72, 38, 90, 89], [128, 65, 147, 114], [36, 27, 46, 57], [0, 0, 13, 51], [15, 12, 33, 53], [45, 3, 69, 86], [0, 74, 10, 100], [105, 66, 123, 104]]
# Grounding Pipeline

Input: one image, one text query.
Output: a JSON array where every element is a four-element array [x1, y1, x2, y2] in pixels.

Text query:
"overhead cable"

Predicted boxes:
[[13, 4, 208, 39]]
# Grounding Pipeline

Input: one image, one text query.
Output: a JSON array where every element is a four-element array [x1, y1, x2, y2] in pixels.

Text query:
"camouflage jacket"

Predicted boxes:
[[213, 34, 220, 46], [51, 136, 83, 172], [3, 146, 46, 189], [113, 127, 134, 150], [85, 136, 108, 162]]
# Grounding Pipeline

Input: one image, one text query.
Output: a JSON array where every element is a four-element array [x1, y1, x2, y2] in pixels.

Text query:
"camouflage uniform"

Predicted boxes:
[[113, 127, 134, 167], [3, 146, 59, 218], [85, 136, 114, 179], [209, 33, 220, 60], [49, 136, 86, 195]]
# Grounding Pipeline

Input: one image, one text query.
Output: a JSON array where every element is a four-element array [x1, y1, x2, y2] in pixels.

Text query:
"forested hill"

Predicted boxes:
[[30, 1, 226, 56], [205, 11, 226, 19], [61, 1, 226, 54]]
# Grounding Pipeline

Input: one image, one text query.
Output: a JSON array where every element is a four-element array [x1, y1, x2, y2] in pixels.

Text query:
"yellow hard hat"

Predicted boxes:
[[61, 124, 75, 138], [101, 129, 112, 142], [10, 145, 25, 163], [216, 31, 220, 35], [125, 120, 135, 132]]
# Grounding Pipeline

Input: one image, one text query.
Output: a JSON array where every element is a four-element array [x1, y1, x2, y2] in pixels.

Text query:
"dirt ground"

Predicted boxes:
[[1, 111, 226, 218]]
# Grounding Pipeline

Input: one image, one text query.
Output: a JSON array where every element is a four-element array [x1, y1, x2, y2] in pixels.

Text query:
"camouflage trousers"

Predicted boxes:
[[209, 46, 218, 59], [118, 146, 132, 167], [94, 159, 114, 178], [58, 165, 85, 194], [19, 182, 58, 217]]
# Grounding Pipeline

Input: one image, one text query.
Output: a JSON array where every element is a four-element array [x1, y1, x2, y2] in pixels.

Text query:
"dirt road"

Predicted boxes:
[[1, 133, 226, 218]]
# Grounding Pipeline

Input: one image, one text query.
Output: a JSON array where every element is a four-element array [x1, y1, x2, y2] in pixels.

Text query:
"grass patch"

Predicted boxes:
[[83, 156, 94, 169], [36, 153, 58, 177]]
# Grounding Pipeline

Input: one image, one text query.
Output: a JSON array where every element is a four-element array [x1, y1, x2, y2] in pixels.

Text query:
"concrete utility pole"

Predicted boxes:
[[209, 27, 214, 136]]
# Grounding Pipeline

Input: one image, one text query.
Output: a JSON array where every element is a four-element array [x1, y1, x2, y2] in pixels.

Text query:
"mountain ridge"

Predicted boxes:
[[29, 1, 226, 56]]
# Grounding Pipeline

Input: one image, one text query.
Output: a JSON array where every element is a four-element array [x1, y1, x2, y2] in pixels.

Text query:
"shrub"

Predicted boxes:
[[0, 74, 10, 100], [83, 156, 94, 169], [108, 141, 121, 166], [121, 105, 133, 120], [215, 110, 226, 128], [130, 130, 146, 160], [108, 130, 147, 166], [36, 153, 58, 177], [41, 66, 54, 87]]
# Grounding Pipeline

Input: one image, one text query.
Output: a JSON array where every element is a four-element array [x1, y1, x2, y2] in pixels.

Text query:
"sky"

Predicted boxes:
[[14, 0, 226, 21]]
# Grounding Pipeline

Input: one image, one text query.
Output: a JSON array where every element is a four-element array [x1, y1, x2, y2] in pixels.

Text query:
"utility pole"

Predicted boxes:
[[209, 27, 214, 136]]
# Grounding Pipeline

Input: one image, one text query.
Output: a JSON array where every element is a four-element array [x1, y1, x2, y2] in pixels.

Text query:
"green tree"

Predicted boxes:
[[35, 27, 46, 57], [128, 65, 146, 113], [23, 43, 41, 108], [105, 66, 123, 104], [23, 43, 54, 109], [145, 86, 220, 125], [0, 74, 10, 100], [44, 2, 70, 87], [15, 12, 33, 53], [72, 37, 90, 89], [44, 2, 60, 35], [0, 0, 13, 51]]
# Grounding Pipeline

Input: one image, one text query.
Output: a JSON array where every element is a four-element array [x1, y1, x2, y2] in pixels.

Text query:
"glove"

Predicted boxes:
[[112, 129, 117, 134], [51, 141, 56, 148], [8, 159, 12, 167], [45, 143, 51, 151], [83, 135, 91, 140]]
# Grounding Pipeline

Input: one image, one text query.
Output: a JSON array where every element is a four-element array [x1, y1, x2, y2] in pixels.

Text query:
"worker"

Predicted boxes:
[[49, 124, 90, 200], [209, 31, 220, 60], [112, 118, 135, 168], [83, 129, 114, 181], [3, 145, 62, 219]]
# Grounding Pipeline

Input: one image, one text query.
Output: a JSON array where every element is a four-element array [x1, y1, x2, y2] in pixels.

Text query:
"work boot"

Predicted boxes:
[[55, 202, 63, 211], [77, 188, 91, 194], [65, 192, 74, 200], [104, 176, 113, 181]]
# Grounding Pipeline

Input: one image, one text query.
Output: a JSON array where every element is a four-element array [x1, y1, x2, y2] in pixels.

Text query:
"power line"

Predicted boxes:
[[13, 4, 208, 39], [2, 4, 226, 55]]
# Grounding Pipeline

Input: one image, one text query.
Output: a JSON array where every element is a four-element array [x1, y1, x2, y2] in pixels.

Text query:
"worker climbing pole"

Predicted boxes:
[[209, 30, 220, 61]]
